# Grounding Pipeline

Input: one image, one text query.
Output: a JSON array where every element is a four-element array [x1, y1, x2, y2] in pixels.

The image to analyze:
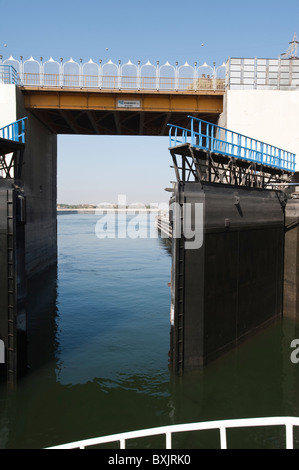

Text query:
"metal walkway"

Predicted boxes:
[[168, 116, 295, 188], [0, 118, 27, 179]]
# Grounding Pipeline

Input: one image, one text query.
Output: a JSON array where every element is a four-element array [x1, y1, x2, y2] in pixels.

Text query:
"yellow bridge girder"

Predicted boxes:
[[21, 87, 224, 136]]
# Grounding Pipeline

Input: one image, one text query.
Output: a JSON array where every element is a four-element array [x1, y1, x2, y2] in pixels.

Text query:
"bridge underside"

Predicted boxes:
[[21, 88, 223, 135]]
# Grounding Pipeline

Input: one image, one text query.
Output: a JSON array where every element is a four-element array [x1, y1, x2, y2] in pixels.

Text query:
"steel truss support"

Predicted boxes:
[[0, 150, 24, 179], [170, 144, 292, 188]]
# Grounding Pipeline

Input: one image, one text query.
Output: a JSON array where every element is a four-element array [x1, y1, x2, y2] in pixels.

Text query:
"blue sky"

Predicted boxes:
[[1, 0, 299, 204]]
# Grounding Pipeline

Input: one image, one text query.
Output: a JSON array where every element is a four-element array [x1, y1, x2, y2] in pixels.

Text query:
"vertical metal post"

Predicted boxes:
[[19, 56, 23, 84], [79, 59, 83, 89], [220, 427, 227, 449], [166, 432, 172, 449], [39, 58, 43, 87], [237, 133, 241, 157], [137, 60, 141, 90], [21, 119, 25, 144], [286, 424, 293, 449], [211, 124, 214, 152], [156, 61, 160, 90], [99, 60, 102, 89], [191, 117, 194, 147], [175, 62, 178, 91], [194, 62, 198, 91], [224, 129, 228, 153], [120, 438, 126, 449], [278, 149, 281, 168], [260, 142, 265, 163], [198, 120, 201, 147], [182, 155, 186, 182], [59, 58, 63, 88], [212, 62, 216, 91]]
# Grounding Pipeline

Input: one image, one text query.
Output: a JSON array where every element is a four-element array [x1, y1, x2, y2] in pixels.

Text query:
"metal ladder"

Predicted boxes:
[[174, 192, 185, 375], [6, 190, 16, 386]]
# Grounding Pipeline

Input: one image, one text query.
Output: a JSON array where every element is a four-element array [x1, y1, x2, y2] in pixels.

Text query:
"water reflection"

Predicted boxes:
[[27, 264, 59, 374], [2, 311, 299, 448]]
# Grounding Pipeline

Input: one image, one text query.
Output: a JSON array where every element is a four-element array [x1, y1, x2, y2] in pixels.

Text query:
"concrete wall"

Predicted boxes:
[[0, 85, 17, 127], [16, 88, 57, 277], [284, 199, 299, 318], [220, 89, 299, 170], [0, 86, 57, 383], [220, 89, 299, 319], [0, 85, 57, 278]]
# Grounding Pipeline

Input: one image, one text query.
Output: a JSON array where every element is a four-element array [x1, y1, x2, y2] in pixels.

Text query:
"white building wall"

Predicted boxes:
[[0, 85, 18, 177], [0, 84, 17, 128], [223, 89, 299, 170]]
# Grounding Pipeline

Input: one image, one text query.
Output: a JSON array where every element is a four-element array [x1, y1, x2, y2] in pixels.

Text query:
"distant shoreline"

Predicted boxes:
[[57, 208, 166, 214]]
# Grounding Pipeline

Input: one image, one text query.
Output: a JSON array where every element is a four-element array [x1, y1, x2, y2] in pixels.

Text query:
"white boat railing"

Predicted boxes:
[[46, 416, 299, 449]]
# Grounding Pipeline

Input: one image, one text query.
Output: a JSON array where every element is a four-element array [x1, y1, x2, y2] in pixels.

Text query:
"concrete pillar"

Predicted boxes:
[[0, 86, 57, 384], [0, 85, 57, 278], [15, 88, 57, 278], [0, 85, 18, 127]]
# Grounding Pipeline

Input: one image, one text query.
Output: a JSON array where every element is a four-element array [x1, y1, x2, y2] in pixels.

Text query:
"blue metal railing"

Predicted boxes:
[[0, 118, 27, 144], [0, 65, 19, 85], [168, 116, 296, 173]]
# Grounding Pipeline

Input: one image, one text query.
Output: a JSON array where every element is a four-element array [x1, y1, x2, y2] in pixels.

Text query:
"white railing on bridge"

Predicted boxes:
[[46, 416, 299, 449], [3, 55, 299, 91], [0, 56, 226, 92]]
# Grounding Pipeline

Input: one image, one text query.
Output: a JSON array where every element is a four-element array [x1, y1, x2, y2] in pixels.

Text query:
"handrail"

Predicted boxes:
[[18, 73, 225, 92], [0, 56, 226, 92], [168, 116, 296, 173], [0, 118, 28, 144], [46, 416, 299, 449], [0, 65, 18, 85]]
